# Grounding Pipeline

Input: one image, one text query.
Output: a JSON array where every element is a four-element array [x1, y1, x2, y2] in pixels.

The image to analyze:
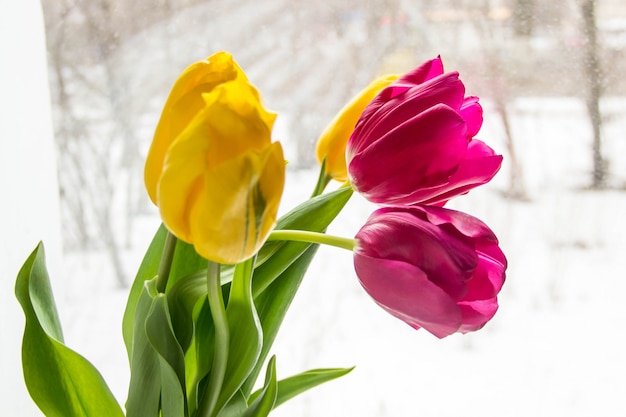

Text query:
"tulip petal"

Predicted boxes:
[[315, 74, 399, 181], [457, 298, 499, 333], [350, 73, 465, 156], [354, 252, 462, 338], [358, 207, 477, 300], [145, 52, 245, 204], [201, 82, 275, 166], [460, 96, 483, 137], [187, 144, 284, 264], [355, 56, 443, 123], [408, 140, 503, 206], [353, 205, 506, 337], [349, 104, 468, 204], [462, 254, 506, 301], [385, 56, 444, 98]]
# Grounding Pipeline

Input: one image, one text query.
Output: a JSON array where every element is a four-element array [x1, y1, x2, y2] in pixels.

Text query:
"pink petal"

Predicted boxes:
[[350, 73, 465, 152], [358, 208, 477, 300], [354, 252, 462, 338], [349, 105, 468, 204], [460, 96, 483, 137], [457, 298, 499, 333], [419, 205, 498, 241], [461, 254, 506, 301], [395, 56, 445, 87], [409, 140, 503, 206]]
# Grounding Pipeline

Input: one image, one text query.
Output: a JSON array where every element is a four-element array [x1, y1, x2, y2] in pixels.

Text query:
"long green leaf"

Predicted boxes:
[[213, 259, 262, 415], [252, 186, 353, 294], [146, 294, 188, 417], [242, 245, 318, 396], [123, 225, 207, 359], [167, 270, 208, 352], [126, 279, 162, 417], [250, 367, 354, 409], [15, 243, 124, 417], [216, 391, 247, 417], [122, 224, 167, 359], [242, 356, 277, 417]]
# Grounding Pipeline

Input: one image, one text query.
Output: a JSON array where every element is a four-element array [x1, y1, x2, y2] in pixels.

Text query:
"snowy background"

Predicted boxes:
[[3, 1, 626, 416], [56, 98, 626, 417]]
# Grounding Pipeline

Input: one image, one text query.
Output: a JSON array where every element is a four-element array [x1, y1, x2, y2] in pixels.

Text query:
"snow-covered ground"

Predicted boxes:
[[52, 98, 626, 417]]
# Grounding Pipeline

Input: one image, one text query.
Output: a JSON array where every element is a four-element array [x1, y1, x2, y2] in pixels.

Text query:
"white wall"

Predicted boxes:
[[0, 0, 63, 415]]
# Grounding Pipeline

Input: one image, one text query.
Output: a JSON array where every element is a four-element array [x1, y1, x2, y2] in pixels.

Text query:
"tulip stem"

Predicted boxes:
[[311, 158, 332, 198], [156, 230, 178, 293], [268, 230, 355, 251], [199, 261, 229, 417]]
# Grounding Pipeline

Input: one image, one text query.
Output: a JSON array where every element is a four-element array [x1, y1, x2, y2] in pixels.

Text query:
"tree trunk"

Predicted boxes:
[[513, 0, 534, 37], [580, 0, 605, 188]]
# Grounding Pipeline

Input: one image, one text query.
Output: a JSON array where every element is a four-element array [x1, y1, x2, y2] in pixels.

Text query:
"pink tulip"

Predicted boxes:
[[347, 57, 502, 206], [354, 205, 506, 338]]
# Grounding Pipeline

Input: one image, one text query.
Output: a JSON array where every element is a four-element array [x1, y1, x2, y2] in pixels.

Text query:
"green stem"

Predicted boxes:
[[311, 157, 332, 198], [200, 261, 229, 417], [156, 230, 178, 293], [267, 229, 355, 251]]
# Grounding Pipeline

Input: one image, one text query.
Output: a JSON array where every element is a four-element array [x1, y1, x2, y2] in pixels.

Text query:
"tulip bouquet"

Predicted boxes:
[[15, 52, 506, 417]]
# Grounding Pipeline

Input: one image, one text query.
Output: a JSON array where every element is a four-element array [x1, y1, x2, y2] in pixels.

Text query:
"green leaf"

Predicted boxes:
[[145, 294, 188, 417], [240, 186, 353, 396], [250, 367, 354, 409], [216, 391, 247, 417], [242, 245, 318, 396], [243, 356, 277, 417], [253, 185, 353, 295], [189, 297, 215, 414], [126, 280, 162, 417], [122, 224, 167, 359], [167, 238, 208, 290], [123, 225, 207, 360], [165, 185, 354, 349], [167, 269, 209, 352], [14, 243, 124, 417], [214, 258, 263, 415]]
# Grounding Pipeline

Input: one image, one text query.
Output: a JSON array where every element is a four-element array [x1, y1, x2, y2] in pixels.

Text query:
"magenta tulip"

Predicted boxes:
[[347, 57, 503, 206], [354, 205, 506, 338]]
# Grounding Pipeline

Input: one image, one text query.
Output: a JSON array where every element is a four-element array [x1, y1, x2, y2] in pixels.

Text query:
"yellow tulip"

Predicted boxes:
[[146, 52, 285, 264], [315, 74, 399, 182], [145, 51, 275, 204]]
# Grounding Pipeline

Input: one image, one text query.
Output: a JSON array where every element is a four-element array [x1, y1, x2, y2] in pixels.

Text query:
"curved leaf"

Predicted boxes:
[[15, 243, 124, 417], [126, 280, 162, 417], [122, 224, 167, 359], [216, 390, 247, 417], [242, 245, 318, 396], [146, 295, 188, 417], [243, 356, 277, 417], [214, 259, 263, 415], [252, 186, 353, 294], [250, 366, 354, 409], [123, 225, 207, 360]]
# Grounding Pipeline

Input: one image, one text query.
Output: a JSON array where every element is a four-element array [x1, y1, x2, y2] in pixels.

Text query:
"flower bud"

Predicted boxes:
[[145, 52, 284, 264], [354, 205, 507, 338], [347, 57, 502, 206]]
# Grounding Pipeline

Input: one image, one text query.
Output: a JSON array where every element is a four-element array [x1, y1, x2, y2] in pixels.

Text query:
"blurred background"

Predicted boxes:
[[39, 0, 626, 273], [2, 0, 626, 416]]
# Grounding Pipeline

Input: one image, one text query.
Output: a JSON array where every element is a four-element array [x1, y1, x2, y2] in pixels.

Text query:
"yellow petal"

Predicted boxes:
[[315, 74, 399, 181], [155, 70, 281, 263], [200, 81, 276, 167], [145, 51, 249, 204], [187, 143, 285, 264]]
